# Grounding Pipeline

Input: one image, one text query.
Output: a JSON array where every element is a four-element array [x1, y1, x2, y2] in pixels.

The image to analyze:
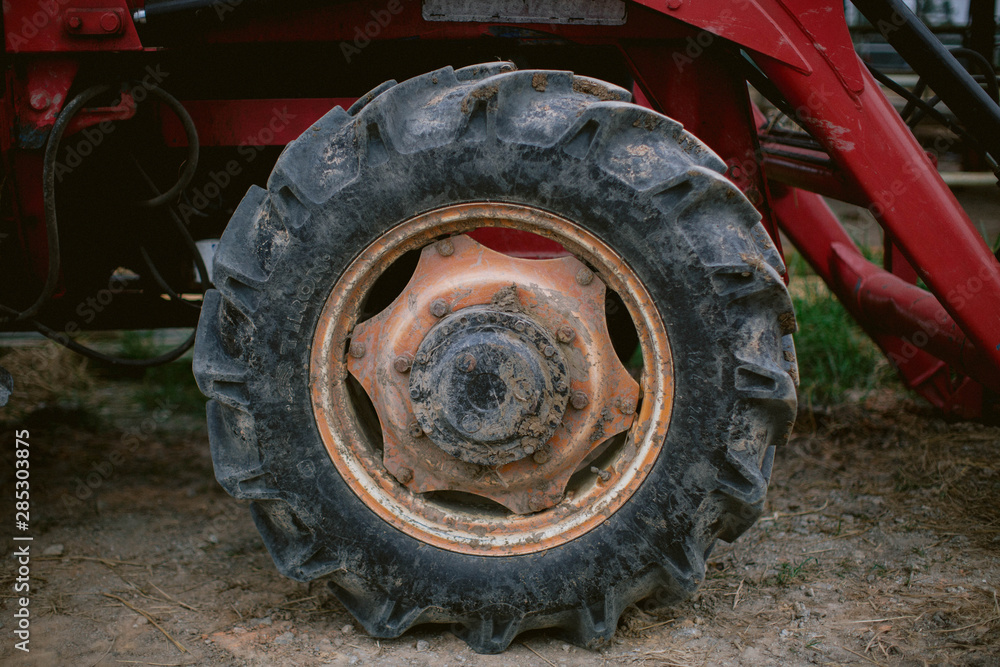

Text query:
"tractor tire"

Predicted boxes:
[[193, 62, 798, 654]]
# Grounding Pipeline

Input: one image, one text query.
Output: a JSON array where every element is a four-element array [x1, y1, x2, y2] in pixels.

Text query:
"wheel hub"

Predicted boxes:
[[343, 231, 641, 515], [409, 307, 570, 467]]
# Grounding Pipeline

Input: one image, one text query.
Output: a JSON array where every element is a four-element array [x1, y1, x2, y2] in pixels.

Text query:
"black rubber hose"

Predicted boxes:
[[0, 84, 111, 323], [133, 84, 199, 209], [140, 245, 201, 309], [27, 82, 204, 367], [33, 321, 196, 367]]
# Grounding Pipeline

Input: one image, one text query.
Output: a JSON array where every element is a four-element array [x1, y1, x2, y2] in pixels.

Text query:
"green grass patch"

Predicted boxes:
[[787, 250, 893, 405]]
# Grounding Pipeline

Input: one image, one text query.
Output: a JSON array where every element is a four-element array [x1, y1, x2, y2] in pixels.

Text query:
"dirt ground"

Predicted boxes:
[[1, 343, 998, 667]]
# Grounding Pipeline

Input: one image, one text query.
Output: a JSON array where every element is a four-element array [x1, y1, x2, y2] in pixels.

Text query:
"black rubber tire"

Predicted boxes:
[[193, 62, 798, 654]]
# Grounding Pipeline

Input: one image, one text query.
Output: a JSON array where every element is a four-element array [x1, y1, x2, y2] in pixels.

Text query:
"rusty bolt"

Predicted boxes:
[[557, 326, 576, 344], [393, 467, 413, 484], [407, 422, 424, 438], [521, 436, 540, 454], [67, 15, 83, 29], [435, 239, 455, 257], [575, 267, 594, 286], [542, 345, 556, 358], [514, 321, 526, 333], [429, 298, 449, 318], [409, 387, 420, 399], [570, 391, 589, 410], [456, 353, 477, 373], [532, 448, 551, 464], [554, 378, 567, 392], [100, 12, 121, 32], [527, 497, 548, 512], [393, 354, 412, 373], [591, 466, 612, 483], [348, 341, 366, 359], [618, 396, 636, 415]]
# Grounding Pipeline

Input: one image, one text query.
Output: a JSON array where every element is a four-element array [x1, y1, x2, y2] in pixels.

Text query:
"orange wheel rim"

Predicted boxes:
[[310, 203, 674, 556]]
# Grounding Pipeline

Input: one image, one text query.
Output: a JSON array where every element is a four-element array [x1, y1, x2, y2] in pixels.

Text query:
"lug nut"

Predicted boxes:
[[575, 267, 594, 286], [542, 345, 556, 358], [570, 391, 589, 410], [429, 298, 449, 318], [456, 353, 476, 373], [349, 341, 366, 359], [532, 447, 551, 464], [393, 354, 413, 373], [393, 467, 413, 484], [618, 397, 636, 415], [557, 326, 576, 343], [408, 422, 424, 438], [435, 239, 455, 257]]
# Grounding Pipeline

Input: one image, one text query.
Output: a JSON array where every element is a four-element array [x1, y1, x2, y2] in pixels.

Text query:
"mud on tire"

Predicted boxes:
[[193, 62, 797, 654]]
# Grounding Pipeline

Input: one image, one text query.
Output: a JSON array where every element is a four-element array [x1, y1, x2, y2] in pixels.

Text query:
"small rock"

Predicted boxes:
[[42, 544, 64, 557], [562, 643, 571, 652], [133, 616, 148, 627], [341, 624, 354, 634], [416, 639, 430, 651], [273, 631, 295, 645], [779, 629, 791, 638], [805, 588, 815, 597]]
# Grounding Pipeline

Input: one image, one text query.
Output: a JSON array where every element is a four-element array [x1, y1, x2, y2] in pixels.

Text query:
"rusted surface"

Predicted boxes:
[[310, 203, 674, 555], [347, 234, 637, 514]]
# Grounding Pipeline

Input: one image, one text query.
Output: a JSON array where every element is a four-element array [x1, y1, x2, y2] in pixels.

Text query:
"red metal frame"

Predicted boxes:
[[3, 0, 998, 414]]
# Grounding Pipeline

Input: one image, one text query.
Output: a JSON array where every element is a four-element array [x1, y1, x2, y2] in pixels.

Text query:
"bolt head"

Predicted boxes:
[[67, 16, 83, 29], [575, 267, 594, 286], [429, 298, 449, 318], [542, 345, 556, 358], [393, 467, 413, 484], [100, 12, 121, 32], [618, 396, 636, 415], [435, 239, 455, 257], [29, 93, 49, 111], [532, 448, 551, 464], [570, 391, 589, 410], [348, 341, 366, 359], [666, 0, 683, 9], [407, 422, 424, 438], [456, 353, 477, 373], [460, 413, 482, 433], [521, 436, 540, 454], [393, 354, 412, 373], [557, 326, 576, 344]]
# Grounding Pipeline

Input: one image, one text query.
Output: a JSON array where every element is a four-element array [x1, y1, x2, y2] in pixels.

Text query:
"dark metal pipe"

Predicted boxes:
[[133, 0, 226, 24], [851, 0, 1000, 165]]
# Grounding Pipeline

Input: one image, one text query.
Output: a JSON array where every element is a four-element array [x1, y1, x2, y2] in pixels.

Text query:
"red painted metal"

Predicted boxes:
[[4, 0, 142, 53]]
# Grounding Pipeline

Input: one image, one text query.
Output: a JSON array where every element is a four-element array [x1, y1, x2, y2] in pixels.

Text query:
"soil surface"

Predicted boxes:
[[1, 343, 998, 667]]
